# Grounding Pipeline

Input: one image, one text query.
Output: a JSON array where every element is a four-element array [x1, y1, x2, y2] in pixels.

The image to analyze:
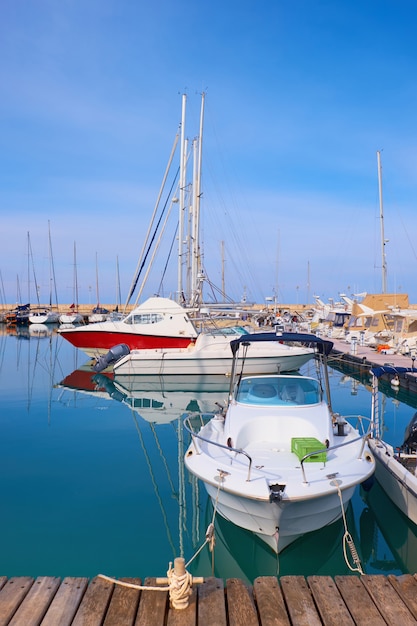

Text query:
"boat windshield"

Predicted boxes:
[[206, 326, 248, 336], [235, 376, 321, 406]]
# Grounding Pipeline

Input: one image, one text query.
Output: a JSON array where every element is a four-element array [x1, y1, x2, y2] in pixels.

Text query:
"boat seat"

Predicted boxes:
[[280, 383, 305, 404], [249, 384, 277, 399]]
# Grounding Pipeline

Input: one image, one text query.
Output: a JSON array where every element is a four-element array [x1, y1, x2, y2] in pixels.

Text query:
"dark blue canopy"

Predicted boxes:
[[371, 365, 417, 378], [230, 331, 333, 356]]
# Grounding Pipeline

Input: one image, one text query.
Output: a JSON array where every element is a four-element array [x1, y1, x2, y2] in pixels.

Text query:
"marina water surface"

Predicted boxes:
[[1, 327, 417, 582]]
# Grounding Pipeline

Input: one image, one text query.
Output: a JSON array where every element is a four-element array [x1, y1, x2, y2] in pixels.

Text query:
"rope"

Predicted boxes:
[[185, 471, 223, 568], [332, 480, 364, 575], [98, 558, 203, 610], [96, 474, 225, 608]]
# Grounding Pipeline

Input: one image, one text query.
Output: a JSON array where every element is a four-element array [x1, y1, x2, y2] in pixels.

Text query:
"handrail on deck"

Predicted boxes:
[[184, 414, 253, 481], [184, 412, 373, 486]]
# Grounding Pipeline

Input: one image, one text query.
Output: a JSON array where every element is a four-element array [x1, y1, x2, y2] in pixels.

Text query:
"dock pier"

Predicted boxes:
[[2, 574, 417, 625]]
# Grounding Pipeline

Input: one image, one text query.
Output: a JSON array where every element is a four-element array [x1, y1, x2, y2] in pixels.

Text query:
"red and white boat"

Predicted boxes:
[[58, 296, 198, 357]]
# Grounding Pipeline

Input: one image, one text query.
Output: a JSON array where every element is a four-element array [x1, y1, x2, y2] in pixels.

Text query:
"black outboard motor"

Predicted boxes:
[[401, 412, 417, 453], [93, 343, 130, 373]]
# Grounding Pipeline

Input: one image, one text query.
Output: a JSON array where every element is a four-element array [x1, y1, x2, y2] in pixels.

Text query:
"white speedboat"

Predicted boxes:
[[184, 331, 375, 553], [110, 327, 315, 377], [368, 365, 417, 526], [58, 296, 199, 357]]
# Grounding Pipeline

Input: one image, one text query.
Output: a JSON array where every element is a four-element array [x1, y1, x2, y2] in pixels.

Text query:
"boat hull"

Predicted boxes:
[[368, 438, 417, 526], [114, 351, 313, 376], [204, 481, 355, 553], [59, 327, 194, 355]]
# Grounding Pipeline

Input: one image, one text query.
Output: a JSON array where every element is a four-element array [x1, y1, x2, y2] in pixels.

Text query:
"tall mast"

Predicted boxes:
[[191, 92, 205, 305], [177, 93, 187, 303], [377, 150, 387, 293]]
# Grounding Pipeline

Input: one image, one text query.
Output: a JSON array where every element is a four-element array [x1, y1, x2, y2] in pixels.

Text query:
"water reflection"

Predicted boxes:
[[2, 330, 417, 579], [191, 499, 357, 584], [58, 363, 230, 424], [360, 481, 417, 575]]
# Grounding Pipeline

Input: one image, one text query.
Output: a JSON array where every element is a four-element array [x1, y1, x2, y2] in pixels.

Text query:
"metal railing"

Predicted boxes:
[[184, 412, 374, 485]]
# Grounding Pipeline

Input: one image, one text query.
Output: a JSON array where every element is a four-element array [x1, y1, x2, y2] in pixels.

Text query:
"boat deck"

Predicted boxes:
[[1, 574, 417, 625]]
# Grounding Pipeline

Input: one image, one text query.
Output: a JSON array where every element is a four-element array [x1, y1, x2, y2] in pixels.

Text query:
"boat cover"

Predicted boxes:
[[229, 331, 333, 356]]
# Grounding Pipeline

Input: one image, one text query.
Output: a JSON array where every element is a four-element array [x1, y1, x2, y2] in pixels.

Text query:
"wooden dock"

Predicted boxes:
[[2, 574, 417, 625]]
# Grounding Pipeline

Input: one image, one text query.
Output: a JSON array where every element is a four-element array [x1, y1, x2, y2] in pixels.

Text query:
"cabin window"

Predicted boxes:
[[125, 313, 164, 325]]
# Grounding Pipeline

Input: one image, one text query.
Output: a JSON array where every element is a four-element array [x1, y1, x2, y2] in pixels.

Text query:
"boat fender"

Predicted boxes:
[[93, 343, 130, 372], [402, 412, 417, 452]]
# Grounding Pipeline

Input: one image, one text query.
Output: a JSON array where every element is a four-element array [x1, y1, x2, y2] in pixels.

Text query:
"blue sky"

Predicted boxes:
[[1, 0, 417, 308]]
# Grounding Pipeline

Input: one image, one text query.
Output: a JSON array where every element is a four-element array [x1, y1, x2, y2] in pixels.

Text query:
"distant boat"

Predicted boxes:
[[29, 222, 60, 325], [59, 242, 83, 325]]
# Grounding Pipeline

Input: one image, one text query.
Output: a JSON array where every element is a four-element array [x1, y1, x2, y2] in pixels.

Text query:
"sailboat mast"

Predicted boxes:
[[48, 220, 59, 308], [191, 92, 205, 306], [73, 242, 79, 309], [95, 252, 100, 307], [178, 93, 187, 304], [377, 150, 387, 293]]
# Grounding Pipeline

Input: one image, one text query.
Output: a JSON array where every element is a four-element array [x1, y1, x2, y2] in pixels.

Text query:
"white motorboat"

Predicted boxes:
[[368, 365, 417, 526], [184, 332, 375, 553], [58, 296, 199, 357], [109, 327, 315, 377]]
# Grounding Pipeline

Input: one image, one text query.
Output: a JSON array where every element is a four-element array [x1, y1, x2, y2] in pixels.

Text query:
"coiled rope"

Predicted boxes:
[[332, 479, 364, 575], [98, 557, 203, 610]]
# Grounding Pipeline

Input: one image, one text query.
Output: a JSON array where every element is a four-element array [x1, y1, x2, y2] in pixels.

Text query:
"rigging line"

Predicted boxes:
[[28, 233, 40, 305], [128, 166, 180, 304], [134, 185, 178, 305], [124, 129, 180, 311], [131, 409, 177, 557], [157, 222, 179, 297]]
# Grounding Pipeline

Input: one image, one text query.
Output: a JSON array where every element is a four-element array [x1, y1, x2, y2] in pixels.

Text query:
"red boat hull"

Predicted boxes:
[[59, 328, 194, 355]]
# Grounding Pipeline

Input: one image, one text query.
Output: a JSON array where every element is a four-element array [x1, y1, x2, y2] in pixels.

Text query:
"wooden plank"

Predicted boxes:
[[8, 576, 61, 626], [0, 578, 7, 592], [334, 576, 386, 626], [41, 577, 89, 626], [197, 577, 227, 626], [0, 577, 34, 626], [307, 576, 354, 626], [253, 576, 290, 626], [280, 576, 322, 626], [166, 587, 197, 626], [361, 574, 417, 626], [388, 574, 417, 621], [226, 578, 258, 626], [134, 577, 168, 626], [71, 576, 114, 626], [103, 578, 141, 626]]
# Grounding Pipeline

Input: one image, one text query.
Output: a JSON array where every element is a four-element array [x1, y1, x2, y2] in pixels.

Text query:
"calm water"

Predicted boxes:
[[1, 326, 417, 583]]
